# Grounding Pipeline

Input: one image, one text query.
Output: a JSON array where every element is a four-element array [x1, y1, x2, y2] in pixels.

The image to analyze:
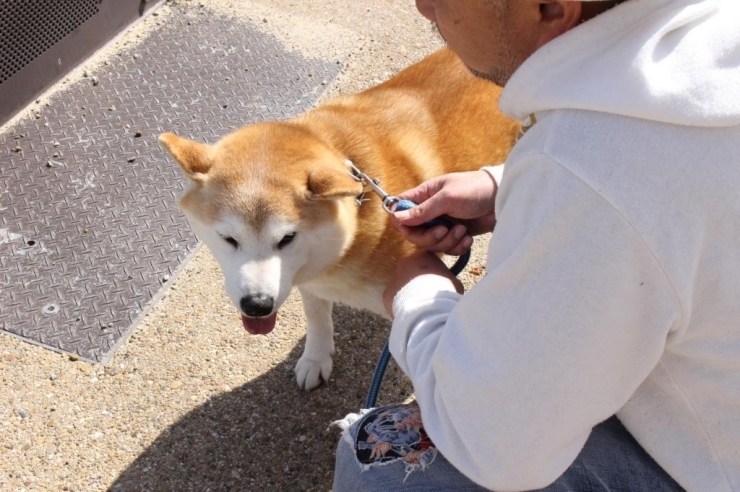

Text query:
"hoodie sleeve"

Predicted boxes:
[[388, 152, 682, 491]]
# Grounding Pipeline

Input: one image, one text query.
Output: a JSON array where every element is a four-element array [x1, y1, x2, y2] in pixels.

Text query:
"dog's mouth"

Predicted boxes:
[[241, 313, 277, 335]]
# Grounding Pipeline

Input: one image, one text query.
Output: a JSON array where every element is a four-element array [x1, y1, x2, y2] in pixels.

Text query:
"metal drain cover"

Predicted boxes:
[[0, 8, 341, 363]]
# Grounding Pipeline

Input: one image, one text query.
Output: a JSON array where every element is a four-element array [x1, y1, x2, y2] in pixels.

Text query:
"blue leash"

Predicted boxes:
[[342, 163, 473, 408], [364, 198, 471, 408]]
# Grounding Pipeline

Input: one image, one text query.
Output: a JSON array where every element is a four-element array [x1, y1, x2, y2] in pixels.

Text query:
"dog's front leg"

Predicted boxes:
[[294, 288, 335, 391]]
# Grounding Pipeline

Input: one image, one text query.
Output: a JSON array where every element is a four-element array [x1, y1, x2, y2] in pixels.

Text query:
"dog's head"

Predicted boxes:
[[160, 123, 363, 335]]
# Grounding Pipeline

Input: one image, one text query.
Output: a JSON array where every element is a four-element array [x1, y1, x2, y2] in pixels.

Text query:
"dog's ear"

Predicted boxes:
[[159, 133, 213, 183], [306, 167, 363, 201]]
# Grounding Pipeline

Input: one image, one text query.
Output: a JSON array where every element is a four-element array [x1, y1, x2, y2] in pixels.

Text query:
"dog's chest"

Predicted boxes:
[[301, 275, 387, 317]]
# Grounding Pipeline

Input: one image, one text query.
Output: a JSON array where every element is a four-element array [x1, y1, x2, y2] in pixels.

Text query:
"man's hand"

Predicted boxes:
[[389, 170, 498, 256], [383, 250, 464, 317]]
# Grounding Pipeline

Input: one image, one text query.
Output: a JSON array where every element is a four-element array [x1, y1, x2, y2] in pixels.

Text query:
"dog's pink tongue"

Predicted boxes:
[[241, 313, 277, 335]]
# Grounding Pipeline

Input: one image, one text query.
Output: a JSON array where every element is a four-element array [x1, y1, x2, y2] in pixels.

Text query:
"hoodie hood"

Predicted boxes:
[[500, 0, 740, 127]]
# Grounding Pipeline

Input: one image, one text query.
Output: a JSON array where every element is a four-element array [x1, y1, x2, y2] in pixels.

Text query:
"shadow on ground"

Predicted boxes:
[[109, 305, 414, 491]]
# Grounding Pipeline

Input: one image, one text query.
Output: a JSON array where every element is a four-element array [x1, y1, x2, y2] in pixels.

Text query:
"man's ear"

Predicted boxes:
[[535, 1, 583, 48], [159, 133, 213, 183], [306, 167, 363, 201]]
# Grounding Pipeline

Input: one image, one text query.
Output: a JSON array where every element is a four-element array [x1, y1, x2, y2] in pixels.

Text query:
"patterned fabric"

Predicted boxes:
[[354, 403, 436, 470], [334, 413, 686, 491]]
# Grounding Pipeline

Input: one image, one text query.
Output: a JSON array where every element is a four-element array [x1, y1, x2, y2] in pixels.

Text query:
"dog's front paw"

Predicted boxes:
[[294, 353, 333, 391]]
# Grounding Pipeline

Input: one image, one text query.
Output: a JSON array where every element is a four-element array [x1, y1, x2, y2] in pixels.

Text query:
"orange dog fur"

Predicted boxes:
[[160, 48, 519, 390]]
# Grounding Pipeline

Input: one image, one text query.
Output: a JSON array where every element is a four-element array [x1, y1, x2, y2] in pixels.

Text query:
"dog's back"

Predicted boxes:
[[292, 48, 520, 301], [311, 48, 518, 173]]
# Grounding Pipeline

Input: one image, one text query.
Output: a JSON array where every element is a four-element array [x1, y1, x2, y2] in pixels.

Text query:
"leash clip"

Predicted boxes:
[[346, 160, 400, 214]]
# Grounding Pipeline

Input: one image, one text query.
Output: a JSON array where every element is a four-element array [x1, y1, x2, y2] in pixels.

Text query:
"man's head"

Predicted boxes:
[[416, 0, 623, 86]]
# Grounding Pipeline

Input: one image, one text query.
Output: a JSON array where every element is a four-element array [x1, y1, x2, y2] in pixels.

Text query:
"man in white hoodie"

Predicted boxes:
[[333, 0, 740, 491]]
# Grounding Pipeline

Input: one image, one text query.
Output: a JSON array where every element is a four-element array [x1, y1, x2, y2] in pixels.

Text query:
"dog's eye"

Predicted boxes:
[[222, 236, 239, 249], [277, 232, 297, 250]]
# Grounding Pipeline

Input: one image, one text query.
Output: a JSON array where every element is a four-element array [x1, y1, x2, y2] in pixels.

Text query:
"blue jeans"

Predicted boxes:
[[333, 403, 685, 491]]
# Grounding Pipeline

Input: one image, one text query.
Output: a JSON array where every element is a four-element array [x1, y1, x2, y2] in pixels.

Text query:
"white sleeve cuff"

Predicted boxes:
[[389, 274, 461, 376], [391, 274, 460, 315]]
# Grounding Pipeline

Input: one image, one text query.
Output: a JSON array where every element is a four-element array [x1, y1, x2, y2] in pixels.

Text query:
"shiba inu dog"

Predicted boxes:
[[159, 48, 519, 390]]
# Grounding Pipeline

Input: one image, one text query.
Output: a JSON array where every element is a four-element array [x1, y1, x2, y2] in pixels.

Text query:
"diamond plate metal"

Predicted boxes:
[[0, 8, 341, 363]]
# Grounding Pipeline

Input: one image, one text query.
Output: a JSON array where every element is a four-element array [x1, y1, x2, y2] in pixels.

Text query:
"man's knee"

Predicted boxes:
[[333, 432, 363, 490], [331, 404, 440, 490]]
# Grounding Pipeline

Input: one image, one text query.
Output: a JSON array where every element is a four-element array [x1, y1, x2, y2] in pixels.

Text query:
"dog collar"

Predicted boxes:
[[345, 159, 369, 206]]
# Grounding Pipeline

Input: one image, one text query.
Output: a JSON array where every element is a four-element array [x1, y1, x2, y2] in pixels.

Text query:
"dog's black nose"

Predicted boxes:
[[240, 294, 274, 318]]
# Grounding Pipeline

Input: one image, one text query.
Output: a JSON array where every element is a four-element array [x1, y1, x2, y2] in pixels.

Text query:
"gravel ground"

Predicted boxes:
[[0, 1, 491, 490]]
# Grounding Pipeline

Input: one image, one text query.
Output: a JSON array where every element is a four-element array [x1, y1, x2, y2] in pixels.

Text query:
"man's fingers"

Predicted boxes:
[[398, 178, 441, 205], [396, 223, 472, 255], [393, 196, 448, 227], [393, 206, 425, 226], [424, 224, 467, 254], [393, 178, 449, 226], [396, 224, 449, 249], [447, 235, 474, 257]]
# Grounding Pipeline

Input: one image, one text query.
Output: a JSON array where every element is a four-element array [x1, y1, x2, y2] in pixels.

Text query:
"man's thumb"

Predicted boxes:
[[393, 199, 435, 226]]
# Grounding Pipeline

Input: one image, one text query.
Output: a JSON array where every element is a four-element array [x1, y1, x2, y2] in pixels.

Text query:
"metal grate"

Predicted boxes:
[[0, 9, 341, 363], [0, 0, 102, 83]]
